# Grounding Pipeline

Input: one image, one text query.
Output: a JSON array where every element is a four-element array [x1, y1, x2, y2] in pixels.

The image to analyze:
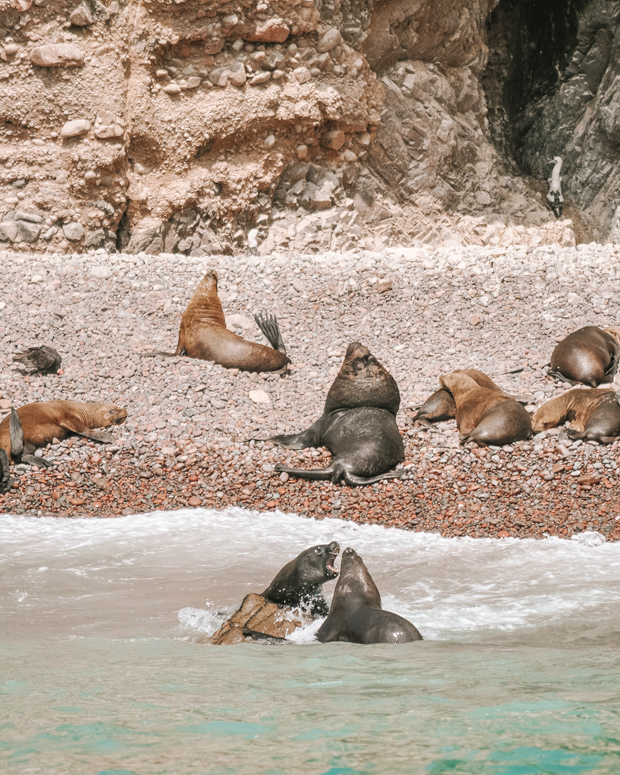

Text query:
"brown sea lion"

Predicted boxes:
[[411, 369, 505, 424], [210, 542, 340, 645], [440, 371, 532, 446], [13, 346, 62, 375], [268, 342, 404, 486], [162, 270, 290, 372], [317, 548, 422, 644], [0, 401, 128, 467], [549, 326, 620, 387], [532, 388, 620, 443]]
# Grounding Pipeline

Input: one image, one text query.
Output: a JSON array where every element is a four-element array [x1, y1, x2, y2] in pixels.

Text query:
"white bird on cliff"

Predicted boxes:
[[547, 156, 564, 218]]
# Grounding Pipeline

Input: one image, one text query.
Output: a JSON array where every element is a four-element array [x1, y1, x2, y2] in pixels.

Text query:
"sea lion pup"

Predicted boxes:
[[0, 401, 128, 466], [317, 548, 422, 645], [210, 542, 340, 645], [532, 388, 620, 444], [440, 371, 532, 446], [162, 269, 290, 372], [268, 342, 405, 486], [13, 346, 62, 375], [411, 369, 504, 424], [549, 326, 620, 387]]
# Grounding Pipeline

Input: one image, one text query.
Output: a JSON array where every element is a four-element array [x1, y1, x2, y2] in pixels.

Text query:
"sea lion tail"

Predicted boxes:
[[254, 312, 287, 355]]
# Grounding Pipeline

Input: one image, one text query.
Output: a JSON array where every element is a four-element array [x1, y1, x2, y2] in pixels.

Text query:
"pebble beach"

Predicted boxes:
[[1, 243, 620, 539]]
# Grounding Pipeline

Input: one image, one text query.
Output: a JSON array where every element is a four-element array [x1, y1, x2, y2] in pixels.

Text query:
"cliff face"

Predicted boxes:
[[0, 0, 616, 255]]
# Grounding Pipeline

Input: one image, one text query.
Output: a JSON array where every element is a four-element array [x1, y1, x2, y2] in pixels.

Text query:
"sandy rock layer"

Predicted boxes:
[[1, 245, 620, 540]]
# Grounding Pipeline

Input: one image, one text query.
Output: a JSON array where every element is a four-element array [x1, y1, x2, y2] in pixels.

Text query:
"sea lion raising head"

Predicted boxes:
[[171, 270, 290, 372], [268, 343, 405, 486], [440, 370, 532, 446], [263, 541, 340, 616], [549, 326, 620, 387], [316, 547, 422, 644], [532, 388, 620, 444], [0, 401, 127, 467]]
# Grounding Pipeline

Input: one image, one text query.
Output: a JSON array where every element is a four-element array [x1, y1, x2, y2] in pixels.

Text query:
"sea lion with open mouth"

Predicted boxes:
[[0, 401, 128, 467], [317, 547, 422, 644], [210, 542, 340, 645], [439, 370, 532, 446], [532, 388, 620, 444], [149, 270, 290, 372], [549, 326, 620, 387], [268, 342, 404, 486]]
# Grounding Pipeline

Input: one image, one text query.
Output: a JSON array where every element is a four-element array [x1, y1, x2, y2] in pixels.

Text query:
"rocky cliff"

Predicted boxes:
[[0, 0, 617, 255]]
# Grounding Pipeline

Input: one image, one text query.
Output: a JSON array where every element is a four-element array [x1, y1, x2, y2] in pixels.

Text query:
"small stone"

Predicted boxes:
[[316, 28, 342, 53], [30, 44, 85, 67], [0, 222, 17, 242], [249, 72, 271, 86], [62, 222, 84, 241], [69, 2, 93, 26], [264, 134, 276, 149], [88, 265, 112, 279], [249, 389, 270, 405], [246, 18, 290, 43], [186, 76, 201, 89], [94, 109, 125, 138], [296, 144, 308, 160], [293, 67, 311, 84], [470, 315, 481, 326], [377, 279, 392, 293], [16, 220, 42, 243], [188, 496, 201, 507], [30, 274, 44, 283], [321, 130, 345, 150], [60, 119, 91, 138], [163, 83, 181, 94]]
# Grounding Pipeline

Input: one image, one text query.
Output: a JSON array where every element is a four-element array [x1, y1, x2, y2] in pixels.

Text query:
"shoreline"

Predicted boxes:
[[1, 244, 620, 539]]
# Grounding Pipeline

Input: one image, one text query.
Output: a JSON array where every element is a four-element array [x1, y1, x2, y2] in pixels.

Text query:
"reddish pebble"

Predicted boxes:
[[70, 498, 85, 506], [497, 530, 510, 538], [188, 496, 201, 507], [470, 315, 481, 326], [51, 491, 61, 500]]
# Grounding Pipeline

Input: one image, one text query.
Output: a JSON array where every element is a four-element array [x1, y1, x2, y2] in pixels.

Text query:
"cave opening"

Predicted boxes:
[[483, 0, 620, 239]]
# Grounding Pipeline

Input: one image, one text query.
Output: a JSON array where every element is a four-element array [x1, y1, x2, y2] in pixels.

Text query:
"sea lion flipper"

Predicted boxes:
[[9, 407, 24, 459], [273, 463, 334, 481], [342, 470, 406, 486], [20, 453, 53, 468], [242, 627, 288, 644], [71, 429, 117, 444], [0, 449, 11, 494], [268, 418, 324, 449], [254, 312, 286, 355]]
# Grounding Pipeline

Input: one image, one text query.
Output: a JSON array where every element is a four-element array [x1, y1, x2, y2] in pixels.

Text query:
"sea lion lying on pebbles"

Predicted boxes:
[[440, 370, 532, 446], [154, 270, 290, 372], [412, 369, 507, 425], [532, 388, 620, 443], [13, 346, 62, 375], [268, 342, 405, 486], [317, 548, 422, 645], [210, 542, 340, 645], [0, 401, 128, 467], [549, 326, 620, 386]]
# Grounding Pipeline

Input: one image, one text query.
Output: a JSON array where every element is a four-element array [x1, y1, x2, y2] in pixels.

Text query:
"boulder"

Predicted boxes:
[[210, 593, 308, 645], [245, 18, 290, 43], [62, 222, 85, 241]]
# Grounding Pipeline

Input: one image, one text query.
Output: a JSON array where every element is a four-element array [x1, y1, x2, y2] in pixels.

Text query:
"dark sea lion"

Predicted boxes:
[[0, 401, 128, 467], [317, 548, 422, 645], [440, 371, 532, 446], [269, 342, 405, 486], [12, 346, 62, 375], [549, 326, 620, 387], [210, 542, 340, 645], [161, 270, 290, 372], [532, 388, 620, 444], [263, 541, 339, 616], [411, 369, 504, 424]]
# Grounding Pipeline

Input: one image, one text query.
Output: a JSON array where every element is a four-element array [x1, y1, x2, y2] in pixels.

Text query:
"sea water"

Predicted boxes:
[[2, 508, 620, 774]]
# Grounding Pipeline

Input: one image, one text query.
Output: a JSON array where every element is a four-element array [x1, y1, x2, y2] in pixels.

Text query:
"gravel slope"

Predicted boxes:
[[1, 243, 620, 539]]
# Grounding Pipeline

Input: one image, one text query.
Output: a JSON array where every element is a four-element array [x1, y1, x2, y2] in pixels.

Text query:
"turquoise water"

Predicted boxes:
[[2, 509, 620, 774]]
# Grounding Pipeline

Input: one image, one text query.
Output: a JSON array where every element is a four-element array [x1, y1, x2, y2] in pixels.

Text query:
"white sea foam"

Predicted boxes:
[[2, 508, 620, 643]]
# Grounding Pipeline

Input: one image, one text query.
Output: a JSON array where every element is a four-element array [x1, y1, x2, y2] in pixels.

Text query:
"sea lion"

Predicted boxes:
[[440, 370, 532, 446], [411, 369, 505, 424], [210, 542, 340, 645], [154, 270, 290, 372], [12, 346, 62, 375], [268, 342, 405, 486], [532, 388, 620, 443], [549, 326, 620, 387], [317, 548, 422, 645], [0, 401, 128, 466]]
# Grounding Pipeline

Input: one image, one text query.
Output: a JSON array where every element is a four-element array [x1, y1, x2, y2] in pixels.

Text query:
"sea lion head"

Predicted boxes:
[[605, 326, 620, 347], [324, 342, 400, 414], [93, 403, 128, 427], [197, 269, 219, 294], [295, 541, 340, 584], [334, 547, 381, 608], [440, 371, 478, 399]]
